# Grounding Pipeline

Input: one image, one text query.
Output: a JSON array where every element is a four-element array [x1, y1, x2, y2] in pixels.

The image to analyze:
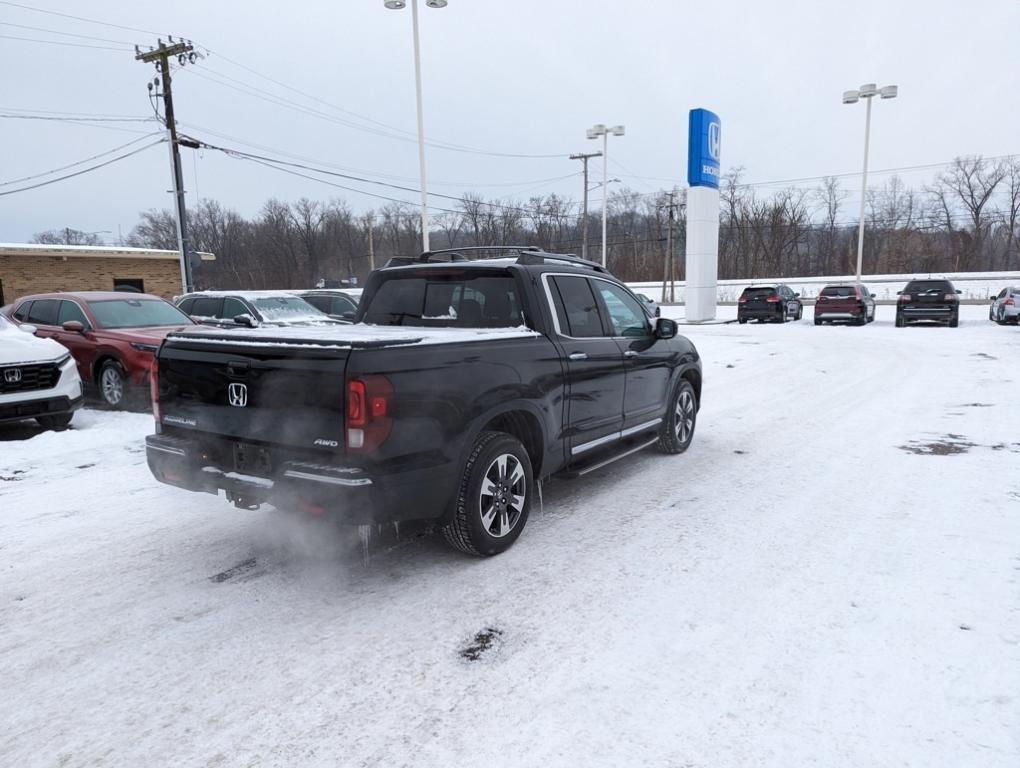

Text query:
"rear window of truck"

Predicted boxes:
[[363, 274, 524, 328]]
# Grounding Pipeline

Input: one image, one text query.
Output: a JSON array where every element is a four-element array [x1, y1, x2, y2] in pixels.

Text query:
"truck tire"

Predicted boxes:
[[442, 431, 533, 556], [657, 379, 697, 455]]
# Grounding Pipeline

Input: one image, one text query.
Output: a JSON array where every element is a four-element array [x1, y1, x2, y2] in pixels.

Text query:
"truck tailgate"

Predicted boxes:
[[158, 337, 349, 450]]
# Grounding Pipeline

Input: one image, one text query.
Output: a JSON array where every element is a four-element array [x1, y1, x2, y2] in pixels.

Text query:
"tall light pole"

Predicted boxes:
[[587, 123, 625, 268], [843, 83, 897, 281], [385, 0, 447, 252]]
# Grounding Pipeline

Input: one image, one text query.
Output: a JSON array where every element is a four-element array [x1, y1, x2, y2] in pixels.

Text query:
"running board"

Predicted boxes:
[[561, 435, 660, 478]]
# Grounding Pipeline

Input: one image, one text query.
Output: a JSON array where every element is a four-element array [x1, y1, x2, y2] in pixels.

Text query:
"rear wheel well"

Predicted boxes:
[[480, 410, 544, 478]]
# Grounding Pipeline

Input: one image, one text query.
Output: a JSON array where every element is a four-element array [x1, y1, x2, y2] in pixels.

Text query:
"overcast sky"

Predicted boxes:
[[2, 0, 1019, 243]]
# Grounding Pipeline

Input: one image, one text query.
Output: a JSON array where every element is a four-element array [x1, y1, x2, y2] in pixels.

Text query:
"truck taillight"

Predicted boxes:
[[738, 296, 748, 304], [944, 293, 958, 302], [346, 375, 393, 452], [149, 356, 161, 427], [898, 294, 911, 302]]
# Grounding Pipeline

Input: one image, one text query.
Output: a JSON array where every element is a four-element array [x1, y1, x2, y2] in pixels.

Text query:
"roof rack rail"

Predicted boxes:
[[382, 245, 608, 273]]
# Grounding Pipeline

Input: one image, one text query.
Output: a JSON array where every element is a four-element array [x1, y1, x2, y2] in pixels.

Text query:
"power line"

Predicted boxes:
[[0, 21, 136, 45], [189, 136, 588, 220], [178, 120, 578, 189], [0, 0, 169, 37], [0, 140, 164, 196], [197, 52, 570, 159], [0, 132, 164, 187], [0, 33, 133, 51], [0, 113, 156, 123]]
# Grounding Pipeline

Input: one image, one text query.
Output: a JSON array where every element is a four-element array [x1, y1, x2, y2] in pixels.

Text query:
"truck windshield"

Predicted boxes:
[[363, 274, 524, 328]]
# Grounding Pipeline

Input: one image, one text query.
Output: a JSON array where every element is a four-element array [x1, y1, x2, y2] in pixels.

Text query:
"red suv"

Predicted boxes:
[[813, 283, 876, 325], [4, 292, 193, 408]]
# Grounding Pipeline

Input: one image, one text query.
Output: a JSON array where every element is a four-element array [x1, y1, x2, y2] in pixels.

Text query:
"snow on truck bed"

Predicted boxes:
[[167, 322, 541, 349]]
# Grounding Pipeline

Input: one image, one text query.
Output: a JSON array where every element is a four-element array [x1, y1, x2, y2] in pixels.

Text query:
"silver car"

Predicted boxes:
[[635, 293, 660, 317], [989, 286, 1020, 325]]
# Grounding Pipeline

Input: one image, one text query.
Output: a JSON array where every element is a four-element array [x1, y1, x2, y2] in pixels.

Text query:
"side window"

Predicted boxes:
[[303, 295, 331, 314], [550, 276, 605, 338], [177, 297, 194, 314], [27, 299, 59, 326], [594, 281, 649, 337], [332, 296, 357, 315], [191, 297, 222, 317], [14, 300, 33, 321], [998, 288, 1008, 299], [222, 297, 248, 319], [57, 301, 89, 327]]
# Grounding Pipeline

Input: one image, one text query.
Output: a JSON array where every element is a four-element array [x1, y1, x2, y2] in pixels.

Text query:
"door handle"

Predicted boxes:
[[568, 352, 588, 361], [624, 350, 639, 358]]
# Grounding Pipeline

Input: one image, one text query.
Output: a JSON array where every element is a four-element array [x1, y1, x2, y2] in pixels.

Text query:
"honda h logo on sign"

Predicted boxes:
[[228, 382, 248, 407], [708, 121, 721, 161], [4, 368, 22, 384]]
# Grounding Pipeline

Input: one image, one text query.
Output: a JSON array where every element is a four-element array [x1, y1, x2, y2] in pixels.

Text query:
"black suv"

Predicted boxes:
[[895, 279, 961, 327], [737, 284, 802, 324]]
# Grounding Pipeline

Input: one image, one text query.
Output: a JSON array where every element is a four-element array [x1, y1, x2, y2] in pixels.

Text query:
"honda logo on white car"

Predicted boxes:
[[228, 382, 248, 407], [4, 368, 22, 384]]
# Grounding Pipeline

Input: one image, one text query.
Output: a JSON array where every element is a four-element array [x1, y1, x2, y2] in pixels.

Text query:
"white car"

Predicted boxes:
[[0, 314, 84, 431]]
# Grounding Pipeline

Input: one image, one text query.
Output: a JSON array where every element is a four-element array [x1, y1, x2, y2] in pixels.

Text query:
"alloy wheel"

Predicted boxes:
[[101, 367, 124, 405], [675, 389, 695, 444], [478, 453, 526, 538]]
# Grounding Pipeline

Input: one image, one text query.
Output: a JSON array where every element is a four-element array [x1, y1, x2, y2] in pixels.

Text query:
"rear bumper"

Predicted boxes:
[[145, 433, 456, 524], [900, 306, 956, 321], [738, 306, 783, 320]]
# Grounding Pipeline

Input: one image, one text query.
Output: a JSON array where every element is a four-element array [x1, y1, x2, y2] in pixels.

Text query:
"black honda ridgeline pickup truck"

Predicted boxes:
[[146, 247, 702, 556]]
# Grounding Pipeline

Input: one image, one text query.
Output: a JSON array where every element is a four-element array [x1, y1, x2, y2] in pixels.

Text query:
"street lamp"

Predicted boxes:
[[385, 0, 448, 252], [587, 123, 625, 268], [843, 82, 897, 281]]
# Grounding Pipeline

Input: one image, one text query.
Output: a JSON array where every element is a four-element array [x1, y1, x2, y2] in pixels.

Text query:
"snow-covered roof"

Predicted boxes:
[[0, 243, 215, 260]]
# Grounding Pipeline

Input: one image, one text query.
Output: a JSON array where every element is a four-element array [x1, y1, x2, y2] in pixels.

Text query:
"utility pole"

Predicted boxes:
[[365, 213, 376, 271], [135, 38, 198, 292], [660, 189, 680, 303], [570, 151, 601, 261]]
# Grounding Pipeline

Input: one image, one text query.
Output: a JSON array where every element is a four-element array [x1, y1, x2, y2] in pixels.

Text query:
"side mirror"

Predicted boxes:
[[655, 317, 678, 340], [20, 323, 38, 335], [870, 293, 876, 299], [341, 311, 356, 321], [895, 291, 902, 295], [232, 313, 258, 328], [955, 289, 962, 294], [794, 292, 801, 298], [62, 320, 85, 334]]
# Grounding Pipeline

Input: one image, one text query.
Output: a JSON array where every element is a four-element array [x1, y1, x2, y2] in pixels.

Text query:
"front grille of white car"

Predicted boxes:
[[0, 362, 61, 394]]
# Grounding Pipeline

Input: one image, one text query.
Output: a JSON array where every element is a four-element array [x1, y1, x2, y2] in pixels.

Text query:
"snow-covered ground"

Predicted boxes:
[[2, 305, 1018, 767]]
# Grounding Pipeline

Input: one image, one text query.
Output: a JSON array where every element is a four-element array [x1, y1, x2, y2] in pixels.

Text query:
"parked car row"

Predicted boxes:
[[736, 278, 977, 328], [0, 288, 363, 422]]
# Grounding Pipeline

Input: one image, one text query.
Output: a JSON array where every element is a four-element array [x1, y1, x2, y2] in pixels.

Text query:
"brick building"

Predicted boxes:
[[0, 243, 215, 306]]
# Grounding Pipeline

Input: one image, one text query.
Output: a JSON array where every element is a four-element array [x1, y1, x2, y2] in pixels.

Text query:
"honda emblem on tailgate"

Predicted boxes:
[[228, 382, 248, 407], [4, 368, 21, 384]]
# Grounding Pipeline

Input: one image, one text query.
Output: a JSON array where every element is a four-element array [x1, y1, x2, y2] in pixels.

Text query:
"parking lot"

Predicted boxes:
[[2, 304, 1018, 767]]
